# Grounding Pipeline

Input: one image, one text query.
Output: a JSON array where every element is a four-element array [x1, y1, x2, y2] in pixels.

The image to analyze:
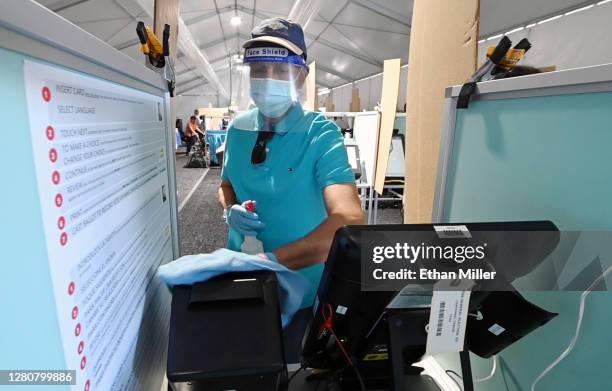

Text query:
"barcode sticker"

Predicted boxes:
[[426, 290, 471, 354], [488, 323, 506, 336], [436, 301, 446, 336], [434, 225, 472, 238]]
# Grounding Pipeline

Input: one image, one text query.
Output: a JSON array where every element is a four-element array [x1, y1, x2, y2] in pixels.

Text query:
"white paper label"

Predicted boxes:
[[336, 305, 348, 315], [488, 323, 506, 336], [426, 290, 471, 354], [434, 224, 472, 238]]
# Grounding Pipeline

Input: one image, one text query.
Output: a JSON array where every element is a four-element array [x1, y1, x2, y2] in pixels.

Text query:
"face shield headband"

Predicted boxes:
[[244, 46, 307, 68]]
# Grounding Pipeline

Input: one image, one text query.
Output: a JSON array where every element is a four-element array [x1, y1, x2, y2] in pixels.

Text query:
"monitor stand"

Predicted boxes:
[[387, 309, 473, 391], [400, 375, 441, 391], [335, 308, 446, 391]]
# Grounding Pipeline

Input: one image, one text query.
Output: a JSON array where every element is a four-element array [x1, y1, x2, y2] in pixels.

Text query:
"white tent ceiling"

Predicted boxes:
[[35, 0, 412, 102], [479, 0, 596, 37], [36, 0, 597, 102]]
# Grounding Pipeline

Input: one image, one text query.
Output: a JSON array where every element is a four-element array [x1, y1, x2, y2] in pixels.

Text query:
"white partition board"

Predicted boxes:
[[352, 112, 381, 186]]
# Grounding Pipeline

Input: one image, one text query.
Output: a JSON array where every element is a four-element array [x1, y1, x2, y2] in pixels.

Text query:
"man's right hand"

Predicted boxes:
[[226, 202, 265, 236]]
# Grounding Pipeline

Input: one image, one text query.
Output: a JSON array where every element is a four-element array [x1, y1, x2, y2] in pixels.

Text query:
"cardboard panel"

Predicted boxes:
[[374, 58, 402, 193], [350, 87, 361, 112], [403, 0, 478, 223], [324, 94, 335, 111]]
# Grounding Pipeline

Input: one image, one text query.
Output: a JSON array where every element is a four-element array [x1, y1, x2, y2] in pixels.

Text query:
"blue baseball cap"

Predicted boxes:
[[243, 18, 308, 61]]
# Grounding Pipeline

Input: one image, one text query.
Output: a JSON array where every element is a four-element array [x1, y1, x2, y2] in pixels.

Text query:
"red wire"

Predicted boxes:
[[322, 303, 353, 367]]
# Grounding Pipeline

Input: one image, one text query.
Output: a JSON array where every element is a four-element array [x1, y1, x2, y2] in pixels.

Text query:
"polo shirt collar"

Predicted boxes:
[[256, 103, 304, 135]]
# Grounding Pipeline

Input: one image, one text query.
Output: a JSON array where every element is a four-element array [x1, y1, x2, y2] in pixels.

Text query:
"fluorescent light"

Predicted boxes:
[[597, 0, 612, 4], [565, 4, 594, 15], [229, 15, 242, 26], [333, 81, 352, 90], [358, 71, 383, 82], [319, 62, 408, 96], [537, 15, 563, 24], [318, 88, 330, 96], [525, 23, 537, 29], [486, 33, 503, 41], [505, 26, 524, 35], [478, 39, 486, 44]]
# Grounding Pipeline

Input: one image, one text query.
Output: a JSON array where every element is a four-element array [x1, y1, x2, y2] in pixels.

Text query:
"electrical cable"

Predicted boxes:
[[475, 355, 497, 382], [287, 365, 305, 384], [531, 265, 612, 391], [322, 304, 353, 366], [351, 363, 368, 391], [468, 311, 484, 320], [443, 354, 496, 389], [321, 303, 367, 391], [287, 355, 318, 386], [445, 369, 464, 390]]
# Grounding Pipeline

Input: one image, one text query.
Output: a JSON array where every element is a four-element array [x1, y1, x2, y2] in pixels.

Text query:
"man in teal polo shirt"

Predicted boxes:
[[219, 18, 364, 357]]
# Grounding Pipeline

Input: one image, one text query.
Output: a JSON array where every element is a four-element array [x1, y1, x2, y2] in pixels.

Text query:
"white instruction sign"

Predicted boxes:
[[426, 290, 471, 354], [24, 60, 173, 391]]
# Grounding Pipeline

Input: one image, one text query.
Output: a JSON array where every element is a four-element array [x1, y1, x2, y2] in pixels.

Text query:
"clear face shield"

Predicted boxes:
[[242, 47, 308, 121]]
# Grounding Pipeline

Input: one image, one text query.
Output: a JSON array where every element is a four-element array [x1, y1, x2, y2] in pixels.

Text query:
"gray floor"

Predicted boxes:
[[175, 153, 404, 256], [176, 154, 228, 256], [374, 204, 404, 225], [175, 153, 207, 205]]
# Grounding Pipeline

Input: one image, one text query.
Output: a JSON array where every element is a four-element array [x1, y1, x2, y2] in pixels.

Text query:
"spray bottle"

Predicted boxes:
[[241, 200, 264, 255]]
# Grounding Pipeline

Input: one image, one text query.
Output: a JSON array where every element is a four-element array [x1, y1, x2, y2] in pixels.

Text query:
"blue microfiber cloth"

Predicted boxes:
[[157, 248, 311, 327]]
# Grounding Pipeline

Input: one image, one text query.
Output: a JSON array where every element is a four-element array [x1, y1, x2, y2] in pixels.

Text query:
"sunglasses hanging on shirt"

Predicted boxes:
[[251, 130, 275, 165]]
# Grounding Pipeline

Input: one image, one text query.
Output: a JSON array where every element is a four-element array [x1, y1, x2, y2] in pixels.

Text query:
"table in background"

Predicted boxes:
[[206, 130, 227, 165]]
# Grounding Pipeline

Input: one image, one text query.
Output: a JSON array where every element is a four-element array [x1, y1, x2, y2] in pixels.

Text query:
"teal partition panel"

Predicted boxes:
[[436, 91, 612, 390], [0, 2, 179, 388], [0, 48, 68, 390], [0, 44, 176, 390]]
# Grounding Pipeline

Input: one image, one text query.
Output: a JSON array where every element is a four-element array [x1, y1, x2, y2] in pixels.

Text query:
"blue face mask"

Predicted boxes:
[[250, 78, 296, 118]]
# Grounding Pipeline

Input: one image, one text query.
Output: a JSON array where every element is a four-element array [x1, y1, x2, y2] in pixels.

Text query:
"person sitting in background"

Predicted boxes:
[[334, 114, 349, 130], [194, 109, 202, 128], [184, 116, 204, 155], [334, 114, 351, 137], [175, 118, 184, 144]]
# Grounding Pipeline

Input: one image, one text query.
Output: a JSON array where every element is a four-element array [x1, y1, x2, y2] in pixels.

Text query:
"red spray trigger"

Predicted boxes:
[[244, 201, 256, 213]]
